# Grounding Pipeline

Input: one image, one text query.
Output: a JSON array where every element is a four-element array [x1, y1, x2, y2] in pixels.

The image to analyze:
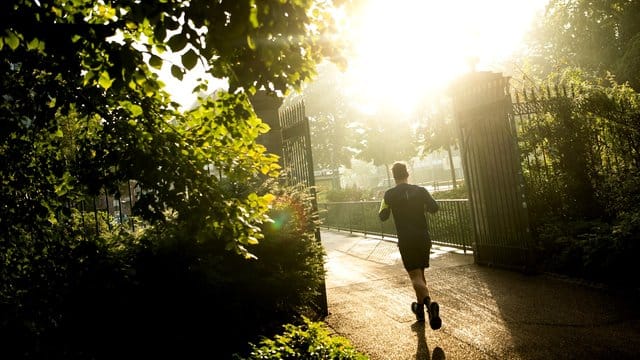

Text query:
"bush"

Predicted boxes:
[[537, 211, 640, 289], [115, 183, 327, 359], [324, 186, 374, 202], [431, 184, 468, 200], [0, 184, 328, 359], [235, 317, 369, 360]]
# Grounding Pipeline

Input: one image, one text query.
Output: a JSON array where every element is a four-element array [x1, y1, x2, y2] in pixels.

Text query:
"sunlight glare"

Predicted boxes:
[[343, 0, 546, 113]]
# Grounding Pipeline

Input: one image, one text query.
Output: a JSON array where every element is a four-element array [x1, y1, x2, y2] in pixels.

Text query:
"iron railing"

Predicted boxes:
[[318, 199, 472, 253]]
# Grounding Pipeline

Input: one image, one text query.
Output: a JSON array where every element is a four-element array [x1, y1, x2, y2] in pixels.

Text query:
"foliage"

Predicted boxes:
[[526, 0, 640, 90], [236, 316, 369, 360], [126, 182, 328, 359], [352, 105, 418, 183], [0, 227, 142, 359], [1, 0, 346, 261], [414, 100, 461, 189], [431, 184, 468, 200], [296, 62, 357, 172], [616, 33, 640, 91], [0, 183, 328, 359], [1, 0, 347, 358], [517, 68, 640, 224], [324, 185, 374, 202], [514, 68, 640, 286], [537, 211, 640, 289]]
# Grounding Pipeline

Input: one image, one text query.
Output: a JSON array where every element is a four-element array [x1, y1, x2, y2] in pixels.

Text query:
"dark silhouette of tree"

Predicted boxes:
[[352, 105, 417, 186], [415, 99, 459, 188], [300, 63, 356, 179]]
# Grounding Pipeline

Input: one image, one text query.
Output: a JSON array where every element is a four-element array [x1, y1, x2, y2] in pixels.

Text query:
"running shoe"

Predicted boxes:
[[427, 301, 442, 330], [411, 302, 425, 322]]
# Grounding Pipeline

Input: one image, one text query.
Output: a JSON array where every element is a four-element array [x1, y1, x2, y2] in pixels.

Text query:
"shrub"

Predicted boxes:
[[114, 183, 328, 359], [0, 183, 328, 359], [537, 212, 640, 289], [431, 184, 468, 200], [235, 317, 369, 360], [324, 186, 374, 202]]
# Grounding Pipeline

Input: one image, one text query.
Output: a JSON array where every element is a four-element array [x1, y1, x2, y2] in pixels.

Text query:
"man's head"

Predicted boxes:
[[392, 162, 409, 183]]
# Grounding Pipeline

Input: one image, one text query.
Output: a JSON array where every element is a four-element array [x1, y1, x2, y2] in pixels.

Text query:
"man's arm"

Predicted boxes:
[[422, 188, 439, 213], [378, 198, 391, 221]]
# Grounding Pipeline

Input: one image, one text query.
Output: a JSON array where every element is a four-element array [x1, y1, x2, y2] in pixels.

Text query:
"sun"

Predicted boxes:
[[342, 0, 547, 114]]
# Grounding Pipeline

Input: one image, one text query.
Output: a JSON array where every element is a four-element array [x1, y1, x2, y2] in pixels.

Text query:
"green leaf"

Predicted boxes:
[[129, 104, 143, 117], [83, 70, 95, 86], [4, 30, 20, 50], [98, 71, 114, 90], [171, 65, 184, 80], [247, 236, 259, 245], [181, 49, 198, 70], [167, 34, 188, 52], [165, 17, 180, 31], [249, 4, 259, 28], [154, 24, 167, 42], [247, 35, 256, 50], [27, 38, 40, 51], [149, 54, 163, 69]]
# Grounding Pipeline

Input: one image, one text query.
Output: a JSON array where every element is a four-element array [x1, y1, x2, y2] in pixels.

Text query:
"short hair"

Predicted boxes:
[[392, 162, 409, 180]]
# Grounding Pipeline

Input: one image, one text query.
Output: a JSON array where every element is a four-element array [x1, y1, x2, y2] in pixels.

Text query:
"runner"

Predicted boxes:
[[378, 161, 442, 330]]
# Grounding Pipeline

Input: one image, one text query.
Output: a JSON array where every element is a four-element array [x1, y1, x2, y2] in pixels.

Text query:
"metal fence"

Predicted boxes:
[[510, 84, 639, 222], [318, 199, 472, 253], [70, 180, 141, 239]]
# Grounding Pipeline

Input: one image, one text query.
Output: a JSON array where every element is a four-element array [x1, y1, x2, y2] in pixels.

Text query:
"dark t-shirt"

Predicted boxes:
[[379, 183, 439, 246]]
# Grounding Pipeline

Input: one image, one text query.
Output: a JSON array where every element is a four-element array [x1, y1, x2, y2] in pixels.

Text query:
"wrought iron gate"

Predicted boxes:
[[450, 71, 535, 272], [278, 99, 329, 317]]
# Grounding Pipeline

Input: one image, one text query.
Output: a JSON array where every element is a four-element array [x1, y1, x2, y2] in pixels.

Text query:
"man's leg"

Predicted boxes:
[[408, 268, 441, 330], [408, 268, 430, 304], [408, 268, 429, 321]]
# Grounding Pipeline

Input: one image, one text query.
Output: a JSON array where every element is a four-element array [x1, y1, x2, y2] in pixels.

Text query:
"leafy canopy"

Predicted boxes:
[[0, 0, 347, 257], [527, 0, 640, 89]]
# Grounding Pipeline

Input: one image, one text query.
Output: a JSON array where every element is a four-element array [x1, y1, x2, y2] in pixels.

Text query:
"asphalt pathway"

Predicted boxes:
[[321, 229, 640, 360]]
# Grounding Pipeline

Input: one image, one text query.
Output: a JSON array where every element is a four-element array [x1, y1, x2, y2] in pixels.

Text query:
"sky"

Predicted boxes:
[[161, 0, 549, 110], [341, 0, 549, 112]]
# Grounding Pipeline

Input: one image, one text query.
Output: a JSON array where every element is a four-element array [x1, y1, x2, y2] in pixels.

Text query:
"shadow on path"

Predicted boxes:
[[411, 321, 446, 360], [322, 229, 640, 359]]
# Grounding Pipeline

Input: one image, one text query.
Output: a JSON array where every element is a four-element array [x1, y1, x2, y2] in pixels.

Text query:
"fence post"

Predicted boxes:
[[105, 192, 112, 231], [93, 197, 99, 235], [348, 204, 352, 234], [128, 180, 135, 231], [457, 201, 467, 254], [362, 201, 367, 238]]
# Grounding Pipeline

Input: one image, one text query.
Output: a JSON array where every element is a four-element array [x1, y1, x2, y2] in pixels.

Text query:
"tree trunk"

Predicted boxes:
[[447, 145, 457, 189], [385, 163, 391, 188]]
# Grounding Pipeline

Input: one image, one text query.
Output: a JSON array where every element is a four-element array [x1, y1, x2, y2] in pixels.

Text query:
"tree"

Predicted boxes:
[[1, 0, 346, 257], [415, 98, 460, 188], [352, 105, 418, 186], [298, 62, 356, 184], [527, 0, 640, 89], [1, 1, 349, 357]]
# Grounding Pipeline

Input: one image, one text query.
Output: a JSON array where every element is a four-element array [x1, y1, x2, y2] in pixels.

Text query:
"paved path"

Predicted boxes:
[[321, 229, 640, 360]]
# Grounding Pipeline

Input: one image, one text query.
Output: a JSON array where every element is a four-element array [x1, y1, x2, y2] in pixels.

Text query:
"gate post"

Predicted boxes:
[[450, 71, 535, 272], [278, 99, 329, 317]]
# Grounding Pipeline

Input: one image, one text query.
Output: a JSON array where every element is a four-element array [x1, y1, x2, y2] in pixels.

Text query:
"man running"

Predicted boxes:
[[378, 161, 441, 330]]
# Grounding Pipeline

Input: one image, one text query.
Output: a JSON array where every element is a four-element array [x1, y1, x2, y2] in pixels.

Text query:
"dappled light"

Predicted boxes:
[[4, 0, 640, 358]]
